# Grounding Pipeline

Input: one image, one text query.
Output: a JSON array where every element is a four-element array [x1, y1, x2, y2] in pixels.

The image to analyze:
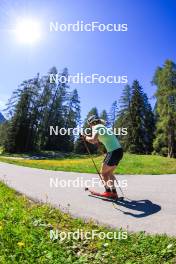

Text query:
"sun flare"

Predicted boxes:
[[15, 18, 41, 44]]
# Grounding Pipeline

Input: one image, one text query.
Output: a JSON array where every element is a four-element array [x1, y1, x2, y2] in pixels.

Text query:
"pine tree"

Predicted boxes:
[[109, 101, 118, 128], [37, 67, 64, 150], [38, 67, 70, 151], [0, 121, 8, 147], [116, 82, 154, 154], [153, 60, 176, 158], [4, 78, 39, 152], [3, 67, 81, 154], [100, 110, 107, 121], [129, 80, 147, 153], [115, 85, 133, 151], [24, 74, 41, 151], [63, 89, 81, 152], [100, 110, 110, 126], [130, 80, 155, 153], [143, 93, 155, 153], [87, 107, 99, 119]]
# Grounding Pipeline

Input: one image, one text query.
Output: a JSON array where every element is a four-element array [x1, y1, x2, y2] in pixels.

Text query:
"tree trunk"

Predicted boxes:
[[168, 126, 176, 158]]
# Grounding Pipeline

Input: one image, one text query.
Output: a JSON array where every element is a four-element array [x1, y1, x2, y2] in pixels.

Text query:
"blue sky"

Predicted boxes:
[[0, 0, 176, 118]]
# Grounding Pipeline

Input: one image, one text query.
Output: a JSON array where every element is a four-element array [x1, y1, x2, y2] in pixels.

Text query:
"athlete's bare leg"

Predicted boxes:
[[100, 163, 117, 190]]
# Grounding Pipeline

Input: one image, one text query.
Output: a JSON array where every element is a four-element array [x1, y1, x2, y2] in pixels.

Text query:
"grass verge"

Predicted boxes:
[[0, 182, 176, 263], [0, 153, 176, 174]]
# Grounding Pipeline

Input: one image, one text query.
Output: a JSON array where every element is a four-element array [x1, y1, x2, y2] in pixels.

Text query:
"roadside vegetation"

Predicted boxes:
[[0, 182, 176, 264], [0, 153, 176, 174]]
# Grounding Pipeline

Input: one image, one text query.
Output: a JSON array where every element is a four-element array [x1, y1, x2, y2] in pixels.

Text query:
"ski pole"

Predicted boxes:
[[81, 136, 104, 186], [114, 177, 125, 197]]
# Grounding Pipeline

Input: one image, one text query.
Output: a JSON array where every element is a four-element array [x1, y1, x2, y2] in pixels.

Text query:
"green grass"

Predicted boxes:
[[0, 182, 176, 263], [0, 153, 176, 174]]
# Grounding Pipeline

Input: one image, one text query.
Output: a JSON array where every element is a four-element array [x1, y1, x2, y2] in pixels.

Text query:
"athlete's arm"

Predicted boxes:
[[85, 133, 98, 144]]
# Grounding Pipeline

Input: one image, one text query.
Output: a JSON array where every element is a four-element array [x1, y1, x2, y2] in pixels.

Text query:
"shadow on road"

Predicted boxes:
[[115, 198, 161, 218], [89, 195, 161, 218]]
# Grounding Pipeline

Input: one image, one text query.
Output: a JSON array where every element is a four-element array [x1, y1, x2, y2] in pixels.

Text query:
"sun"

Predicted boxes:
[[15, 18, 41, 44]]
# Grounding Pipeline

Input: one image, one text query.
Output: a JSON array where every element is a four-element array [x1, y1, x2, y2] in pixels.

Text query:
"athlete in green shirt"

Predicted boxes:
[[84, 115, 123, 198]]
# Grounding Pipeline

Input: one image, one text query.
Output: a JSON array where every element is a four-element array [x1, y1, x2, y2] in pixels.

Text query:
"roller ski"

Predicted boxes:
[[85, 187, 124, 201]]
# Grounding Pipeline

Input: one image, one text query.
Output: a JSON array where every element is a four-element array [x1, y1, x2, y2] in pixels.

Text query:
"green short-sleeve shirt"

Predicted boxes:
[[92, 124, 121, 152]]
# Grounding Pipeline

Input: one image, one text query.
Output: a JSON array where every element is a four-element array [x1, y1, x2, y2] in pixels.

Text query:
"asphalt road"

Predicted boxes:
[[0, 162, 176, 236]]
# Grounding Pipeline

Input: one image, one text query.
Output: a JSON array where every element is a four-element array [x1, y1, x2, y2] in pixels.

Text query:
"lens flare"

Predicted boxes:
[[15, 18, 41, 44]]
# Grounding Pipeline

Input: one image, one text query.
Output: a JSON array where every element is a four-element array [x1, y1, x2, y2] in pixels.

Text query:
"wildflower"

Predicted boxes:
[[17, 241, 25, 247]]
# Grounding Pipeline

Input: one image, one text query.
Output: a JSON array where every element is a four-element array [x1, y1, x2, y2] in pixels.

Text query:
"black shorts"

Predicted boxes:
[[103, 148, 123, 166]]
